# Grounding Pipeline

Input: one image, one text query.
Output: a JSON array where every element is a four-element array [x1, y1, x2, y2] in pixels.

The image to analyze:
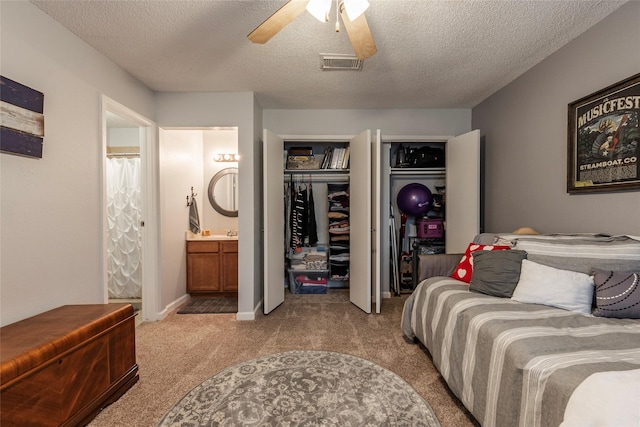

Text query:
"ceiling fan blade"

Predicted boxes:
[[339, 8, 377, 60], [248, 0, 309, 44]]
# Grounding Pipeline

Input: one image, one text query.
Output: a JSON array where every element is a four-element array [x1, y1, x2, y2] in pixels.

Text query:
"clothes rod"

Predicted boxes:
[[106, 152, 140, 158], [286, 173, 349, 182]]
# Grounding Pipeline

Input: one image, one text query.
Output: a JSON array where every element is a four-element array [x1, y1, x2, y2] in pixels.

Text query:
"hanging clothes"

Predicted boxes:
[[284, 181, 290, 252], [298, 186, 309, 245], [290, 183, 301, 251], [307, 182, 318, 246], [290, 181, 309, 251]]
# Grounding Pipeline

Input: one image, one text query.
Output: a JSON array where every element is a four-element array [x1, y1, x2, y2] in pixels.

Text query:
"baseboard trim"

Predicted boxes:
[[236, 298, 262, 321], [157, 294, 190, 320]]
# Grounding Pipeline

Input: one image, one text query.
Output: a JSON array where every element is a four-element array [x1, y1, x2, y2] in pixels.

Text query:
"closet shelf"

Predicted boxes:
[[285, 169, 349, 174], [390, 167, 445, 176]]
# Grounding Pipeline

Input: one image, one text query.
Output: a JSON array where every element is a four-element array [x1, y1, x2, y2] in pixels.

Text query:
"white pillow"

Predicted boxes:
[[511, 259, 594, 314]]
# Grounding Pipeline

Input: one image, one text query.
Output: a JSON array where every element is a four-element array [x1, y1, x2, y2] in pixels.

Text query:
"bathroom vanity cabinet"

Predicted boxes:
[[220, 240, 238, 292], [187, 239, 238, 296]]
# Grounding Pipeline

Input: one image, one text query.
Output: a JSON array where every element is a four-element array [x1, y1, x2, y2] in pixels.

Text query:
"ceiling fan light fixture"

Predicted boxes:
[[307, 0, 332, 22], [343, 0, 369, 21]]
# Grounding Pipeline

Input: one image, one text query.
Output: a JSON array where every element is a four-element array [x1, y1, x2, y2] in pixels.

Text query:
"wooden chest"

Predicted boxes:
[[1, 304, 139, 426]]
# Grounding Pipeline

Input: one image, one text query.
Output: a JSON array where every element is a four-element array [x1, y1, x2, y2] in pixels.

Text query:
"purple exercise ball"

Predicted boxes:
[[397, 183, 432, 216]]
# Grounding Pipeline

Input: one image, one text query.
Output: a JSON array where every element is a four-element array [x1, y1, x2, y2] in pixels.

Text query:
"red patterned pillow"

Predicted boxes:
[[450, 243, 511, 283]]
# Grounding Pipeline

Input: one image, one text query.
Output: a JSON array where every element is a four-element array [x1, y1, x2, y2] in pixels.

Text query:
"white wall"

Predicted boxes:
[[473, 1, 640, 235], [0, 2, 154, 326], [264, 109, 471, 136], [108, 127, 140, 147], [159, 130, 203, 306]]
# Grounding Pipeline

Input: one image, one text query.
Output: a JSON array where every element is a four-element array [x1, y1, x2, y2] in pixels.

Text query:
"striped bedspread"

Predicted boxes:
[[402, 277, 640, 427]]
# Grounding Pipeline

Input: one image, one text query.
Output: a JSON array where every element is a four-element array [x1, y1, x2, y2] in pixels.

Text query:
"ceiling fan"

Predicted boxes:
[[248, 0, 377, 60]]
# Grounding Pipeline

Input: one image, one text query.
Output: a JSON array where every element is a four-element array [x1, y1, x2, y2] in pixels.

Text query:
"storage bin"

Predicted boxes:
[[289, 246, 328, 270], [415, 243, 445, 255], [417, 218, 444, 238], [288, 269, 329, 294], [286, 155, 322, 170]]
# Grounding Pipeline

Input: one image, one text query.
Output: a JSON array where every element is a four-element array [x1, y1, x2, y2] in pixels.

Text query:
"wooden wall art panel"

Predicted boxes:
[[0, 76, 44, 159]]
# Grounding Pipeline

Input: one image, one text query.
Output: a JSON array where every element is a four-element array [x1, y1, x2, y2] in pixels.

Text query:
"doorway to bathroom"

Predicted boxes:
[[102, 95, 158, 326], [159, 127, 239, 311]]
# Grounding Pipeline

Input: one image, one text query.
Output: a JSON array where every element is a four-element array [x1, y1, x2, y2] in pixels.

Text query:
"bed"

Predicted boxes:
[[402, 233, 640, 427]]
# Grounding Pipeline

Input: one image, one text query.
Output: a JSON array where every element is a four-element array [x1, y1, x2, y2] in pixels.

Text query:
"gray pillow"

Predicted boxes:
[[512, 236, 640, 274], [469, 250, 527, 298], [592, 268, 640, 319]]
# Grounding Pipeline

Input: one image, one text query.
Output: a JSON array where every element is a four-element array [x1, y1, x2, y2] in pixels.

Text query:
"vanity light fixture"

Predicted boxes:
[[213, 153, 240, 162]]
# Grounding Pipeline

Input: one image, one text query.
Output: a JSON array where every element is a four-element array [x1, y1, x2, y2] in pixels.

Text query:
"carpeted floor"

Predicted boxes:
[[177, 297, 237, 314], [89, 290, 478, 427]]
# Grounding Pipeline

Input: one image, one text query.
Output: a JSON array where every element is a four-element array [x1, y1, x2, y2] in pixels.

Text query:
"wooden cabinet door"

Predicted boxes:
[[221, 241, 238, 291], [187, 253, 221, 292]]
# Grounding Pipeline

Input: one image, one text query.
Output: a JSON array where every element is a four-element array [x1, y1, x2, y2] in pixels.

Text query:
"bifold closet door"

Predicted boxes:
[[446, 129, 481, 254], [349, 130, 372, 314], [263, 130, 285, 314], [374, 130, 383, 313]]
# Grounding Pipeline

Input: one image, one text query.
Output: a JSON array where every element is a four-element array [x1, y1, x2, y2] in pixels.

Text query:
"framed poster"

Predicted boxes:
[[567, 73, 640, 193]]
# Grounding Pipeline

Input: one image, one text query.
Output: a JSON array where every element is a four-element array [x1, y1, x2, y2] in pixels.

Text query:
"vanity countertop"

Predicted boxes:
[[185, 231, 238, 241]]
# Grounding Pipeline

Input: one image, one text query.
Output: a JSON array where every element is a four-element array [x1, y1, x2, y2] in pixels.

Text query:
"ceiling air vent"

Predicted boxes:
[[320, 54, 363, 70]]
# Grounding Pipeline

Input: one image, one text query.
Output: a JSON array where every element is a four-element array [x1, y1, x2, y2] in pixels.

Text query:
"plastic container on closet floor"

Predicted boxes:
[[288, 269, 329, 294], [417, 218, 444, 239]]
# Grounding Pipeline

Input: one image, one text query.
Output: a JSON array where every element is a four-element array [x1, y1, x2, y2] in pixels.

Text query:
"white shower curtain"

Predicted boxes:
[[107, 157, 142, 299]]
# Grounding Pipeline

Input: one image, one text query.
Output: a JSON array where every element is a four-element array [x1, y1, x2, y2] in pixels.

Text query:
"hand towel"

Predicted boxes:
[[189, 198, 200, 234]]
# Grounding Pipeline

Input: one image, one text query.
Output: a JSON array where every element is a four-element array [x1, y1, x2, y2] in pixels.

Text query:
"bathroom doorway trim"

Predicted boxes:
[[101, 95, 160, 322]]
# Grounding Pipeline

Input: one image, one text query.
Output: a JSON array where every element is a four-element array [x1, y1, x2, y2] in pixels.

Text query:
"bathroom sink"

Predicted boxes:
[[208, 234, 238, 240], [185, 231, 238, 241]]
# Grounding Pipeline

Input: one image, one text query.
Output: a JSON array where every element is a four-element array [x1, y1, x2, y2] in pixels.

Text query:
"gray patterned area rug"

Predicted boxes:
[[158, 350, 440, 426], [177, 297, 237, 314]]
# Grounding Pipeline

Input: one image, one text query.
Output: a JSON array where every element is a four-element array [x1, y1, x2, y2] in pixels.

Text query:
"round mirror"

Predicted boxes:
[[208, 167, 238, 217]]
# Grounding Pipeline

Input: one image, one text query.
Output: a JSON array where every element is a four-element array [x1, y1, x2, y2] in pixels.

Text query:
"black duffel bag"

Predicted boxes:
[[407, 146, 445, 167]]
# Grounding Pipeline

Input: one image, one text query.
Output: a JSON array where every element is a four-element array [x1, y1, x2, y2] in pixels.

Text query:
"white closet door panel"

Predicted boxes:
[[379, 139, 392, 302], [263, 130, 285, 314], [349, 130, 372, 313], [446, 130, 481, 254], [374, 130, 382, 313]]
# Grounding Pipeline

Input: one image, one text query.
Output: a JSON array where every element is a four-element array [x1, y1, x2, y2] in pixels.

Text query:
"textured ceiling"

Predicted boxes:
[[30, 0, 626, 109]]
